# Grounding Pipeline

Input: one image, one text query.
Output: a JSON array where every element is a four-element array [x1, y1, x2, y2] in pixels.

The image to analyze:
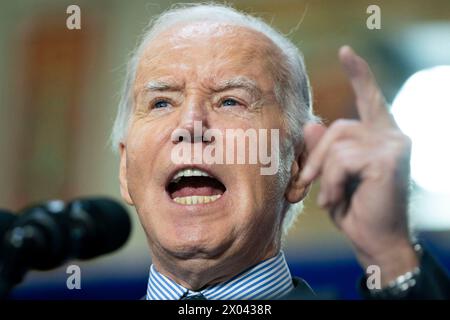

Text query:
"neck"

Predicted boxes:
[[150, 242, 280, 290]]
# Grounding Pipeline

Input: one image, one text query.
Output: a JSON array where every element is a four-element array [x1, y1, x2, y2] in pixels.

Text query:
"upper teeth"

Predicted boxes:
[[171, 168, 211, 183]]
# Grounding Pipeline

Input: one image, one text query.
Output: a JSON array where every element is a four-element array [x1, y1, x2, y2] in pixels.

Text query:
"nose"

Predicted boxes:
[[172, 96, 211, 144]]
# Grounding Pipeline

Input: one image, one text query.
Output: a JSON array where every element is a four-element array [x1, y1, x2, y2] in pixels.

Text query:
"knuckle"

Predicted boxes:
[[377, 139, 409, 169], [329, 119, 359, 135], [331, 119, 353, 129], [390, 131, 412, 154]]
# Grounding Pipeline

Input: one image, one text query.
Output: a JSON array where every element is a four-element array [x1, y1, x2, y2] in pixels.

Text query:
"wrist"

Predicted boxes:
[[365, 243, 423, 299], [361, 240, 420, 286]]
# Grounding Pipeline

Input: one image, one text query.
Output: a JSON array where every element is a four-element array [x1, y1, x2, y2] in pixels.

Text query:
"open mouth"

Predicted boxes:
[[166, 168, 226, 205]]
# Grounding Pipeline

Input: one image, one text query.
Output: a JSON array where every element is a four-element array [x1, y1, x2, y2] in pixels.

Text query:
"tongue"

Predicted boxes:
[[169, 177, 225, 198], [172, 186, 222, 198]]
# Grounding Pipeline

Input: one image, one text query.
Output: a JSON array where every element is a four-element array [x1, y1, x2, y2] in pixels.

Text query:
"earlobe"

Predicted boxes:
[[119, 143, 134, 206], [285, 147, 310, 203]]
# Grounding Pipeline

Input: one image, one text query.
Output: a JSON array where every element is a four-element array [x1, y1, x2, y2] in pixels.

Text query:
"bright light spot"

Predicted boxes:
[[392, 66, 450, 194]]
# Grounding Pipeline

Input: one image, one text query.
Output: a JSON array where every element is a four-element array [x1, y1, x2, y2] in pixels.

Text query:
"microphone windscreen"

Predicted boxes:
[[68, 198, 132, 259]]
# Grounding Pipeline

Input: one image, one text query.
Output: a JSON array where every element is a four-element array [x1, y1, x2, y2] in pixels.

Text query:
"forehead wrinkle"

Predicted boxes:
[[135, 23, 284, 102]]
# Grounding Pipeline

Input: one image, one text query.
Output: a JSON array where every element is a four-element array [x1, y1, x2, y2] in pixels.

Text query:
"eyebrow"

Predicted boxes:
[[212, 77, 262, 99], [144, 76, 263, 99], [145, 80, 183, 91]]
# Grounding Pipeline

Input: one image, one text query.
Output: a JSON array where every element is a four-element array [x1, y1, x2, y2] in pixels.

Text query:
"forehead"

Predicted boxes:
[[134, 22, 281, 89]]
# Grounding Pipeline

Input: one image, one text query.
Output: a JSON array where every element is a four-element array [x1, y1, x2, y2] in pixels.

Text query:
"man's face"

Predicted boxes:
[[120, 22, 291, 272]]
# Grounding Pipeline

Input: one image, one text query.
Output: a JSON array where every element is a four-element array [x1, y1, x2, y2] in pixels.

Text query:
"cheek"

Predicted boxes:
[[126, 144, 150, 188], [230, 169, 282, 225], [254, 175, 284, 212], [128, 123, 158, 155], [230, 177, 283, 249], [124, 131, 160, 205], [126, 119, 172, 174]]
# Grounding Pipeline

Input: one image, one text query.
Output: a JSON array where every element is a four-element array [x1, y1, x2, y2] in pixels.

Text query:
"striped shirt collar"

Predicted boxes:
[[146, 251, 293, 300]]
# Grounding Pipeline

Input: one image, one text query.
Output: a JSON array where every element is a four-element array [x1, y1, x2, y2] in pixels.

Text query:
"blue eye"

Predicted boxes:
[[222, 98, 239, 107], [153, 100, 169, 109]]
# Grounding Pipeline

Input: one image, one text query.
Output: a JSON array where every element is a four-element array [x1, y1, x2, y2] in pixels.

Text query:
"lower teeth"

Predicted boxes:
[[173, 194, 222, 205]]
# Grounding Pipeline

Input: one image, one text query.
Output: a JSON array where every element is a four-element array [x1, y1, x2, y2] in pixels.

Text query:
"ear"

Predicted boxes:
[[285, 141, 311, 203], [119, 142, 134, 206], [285, 122, 326, 203]]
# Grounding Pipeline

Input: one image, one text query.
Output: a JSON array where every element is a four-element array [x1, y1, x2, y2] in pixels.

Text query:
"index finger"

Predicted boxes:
[[339, 45, 395, 128]]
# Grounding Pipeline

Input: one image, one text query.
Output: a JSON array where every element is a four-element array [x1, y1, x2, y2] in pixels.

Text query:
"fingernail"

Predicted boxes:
[[317, 191, 327, 207], [300, 165, 315, 183]]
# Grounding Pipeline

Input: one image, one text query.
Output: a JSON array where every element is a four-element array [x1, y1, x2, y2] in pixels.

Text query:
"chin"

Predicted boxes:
[[157, 224, 237, 260]]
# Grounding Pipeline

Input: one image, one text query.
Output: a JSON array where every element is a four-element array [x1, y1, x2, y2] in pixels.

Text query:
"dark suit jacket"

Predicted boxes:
[[282, 247, 450, 300]]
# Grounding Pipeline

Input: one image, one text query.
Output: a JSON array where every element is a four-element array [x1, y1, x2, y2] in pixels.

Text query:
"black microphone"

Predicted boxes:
[[0, 209, 16, 239], [0, 210, 17, 262], [64, 198, 132, 260], [0, 197, 132, 298]]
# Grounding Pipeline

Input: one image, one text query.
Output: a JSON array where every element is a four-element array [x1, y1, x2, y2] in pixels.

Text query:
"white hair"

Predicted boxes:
[[111, 2, 320, 236]]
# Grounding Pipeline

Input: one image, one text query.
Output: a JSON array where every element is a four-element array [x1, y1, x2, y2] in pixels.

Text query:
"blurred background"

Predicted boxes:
[[0, 0, 449, 299]]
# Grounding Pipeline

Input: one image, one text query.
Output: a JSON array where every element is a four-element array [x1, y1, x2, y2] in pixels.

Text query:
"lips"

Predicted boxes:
[[166, 168, 226, 205]]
